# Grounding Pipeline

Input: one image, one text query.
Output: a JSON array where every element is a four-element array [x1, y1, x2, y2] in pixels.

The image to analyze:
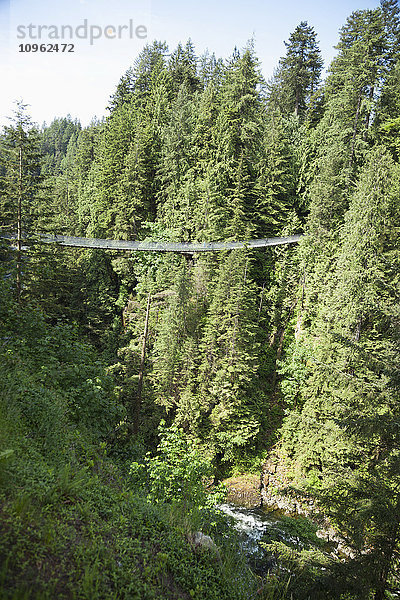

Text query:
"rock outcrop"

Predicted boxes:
[[223, 474, 262, 508], [261, 455, 315, 515], [261, 454, 355, 558]]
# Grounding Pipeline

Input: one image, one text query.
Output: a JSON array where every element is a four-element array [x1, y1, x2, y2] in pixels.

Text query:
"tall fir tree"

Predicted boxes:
[[268, 22, 323, 120], [0, 102, 43, 301]]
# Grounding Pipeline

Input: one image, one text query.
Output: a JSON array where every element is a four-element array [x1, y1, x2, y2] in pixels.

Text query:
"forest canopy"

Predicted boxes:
[[1, 1, 400, 598]]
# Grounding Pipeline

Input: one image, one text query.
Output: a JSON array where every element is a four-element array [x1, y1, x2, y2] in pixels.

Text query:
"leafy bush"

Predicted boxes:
[[130, 420, 224, 508]]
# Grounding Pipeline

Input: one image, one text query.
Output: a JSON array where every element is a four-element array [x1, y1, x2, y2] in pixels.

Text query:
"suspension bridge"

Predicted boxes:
[[2, 232, 302, 253]]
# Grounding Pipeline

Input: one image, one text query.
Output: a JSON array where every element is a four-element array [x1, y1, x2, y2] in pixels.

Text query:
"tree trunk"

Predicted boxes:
[[295, 85, 300, 117], [349, 92, 362, 169], [132, 292, 151, 434], [364, 86, 374, 133], [16, 146, 22, 303]]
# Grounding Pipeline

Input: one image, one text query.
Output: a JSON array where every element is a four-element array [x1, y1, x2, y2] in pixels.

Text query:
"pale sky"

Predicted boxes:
[[0, 0, 380, 129]]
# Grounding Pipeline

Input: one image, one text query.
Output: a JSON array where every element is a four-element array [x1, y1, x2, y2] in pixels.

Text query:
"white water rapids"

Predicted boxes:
[[217, 503, 302, 563]]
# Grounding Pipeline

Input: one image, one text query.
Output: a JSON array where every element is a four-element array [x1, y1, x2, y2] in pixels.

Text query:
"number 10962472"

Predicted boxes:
[[19, 43, 75, 52]]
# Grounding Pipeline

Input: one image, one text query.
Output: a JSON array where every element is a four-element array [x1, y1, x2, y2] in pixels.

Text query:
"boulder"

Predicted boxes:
[[188, 531, 221, 562]]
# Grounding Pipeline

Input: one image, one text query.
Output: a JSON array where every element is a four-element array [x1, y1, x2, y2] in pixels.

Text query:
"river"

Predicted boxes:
[[217, 502, 330, 574], [218, 503, 400, 598]]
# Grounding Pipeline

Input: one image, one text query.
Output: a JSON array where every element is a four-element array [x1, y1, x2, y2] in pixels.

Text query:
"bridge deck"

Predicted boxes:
[[2, 233, 302, 252]]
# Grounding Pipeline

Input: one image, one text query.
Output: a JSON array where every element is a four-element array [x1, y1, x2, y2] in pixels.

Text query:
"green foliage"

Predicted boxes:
[[130, 420, 224, 509], [0, 463, 259, 600], [261, 540, 349, 600], [0, 286, 123, 456], [3, 14, 400, 599], [274, 515, 323, 550], [0, 284, 263, 600], [279, 147, 400, 597], [268, 22, 323, 120]]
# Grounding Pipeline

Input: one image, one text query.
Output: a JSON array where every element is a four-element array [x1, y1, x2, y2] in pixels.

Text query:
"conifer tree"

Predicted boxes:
[[0, 102, 43, 301], [151, 258, 198, 411], [169, 40, 201, 93], [268, 22, 323, 120], [380, 0, 400, 64], [188, 83, 223, 241], [74, 121, 103, 234], [196, 250, 261, 462], [280, 148, 400, 598], [255, 111, 301, 235], [213, 45, 264, 239], [372, 2, 400, 138], [108, 42, 169, 112], [299, 7, 388, 330], [158, 83, 197, 240]]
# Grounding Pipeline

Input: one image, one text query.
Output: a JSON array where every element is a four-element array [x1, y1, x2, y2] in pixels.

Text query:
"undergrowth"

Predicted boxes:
[[0, 294, 287, 599]]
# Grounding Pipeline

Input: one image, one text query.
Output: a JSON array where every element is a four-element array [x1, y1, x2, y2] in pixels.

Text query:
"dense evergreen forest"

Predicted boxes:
[[1, 1, 400, 598]]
